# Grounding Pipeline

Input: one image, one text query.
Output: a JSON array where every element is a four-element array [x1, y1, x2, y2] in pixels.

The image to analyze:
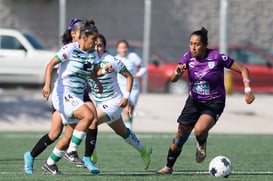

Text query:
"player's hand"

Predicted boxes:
[[175, 63, 187, 75], [245, 92, 255, 104], [42, 85, 51, 101], [105, 64, 113, 73], [119, 98, 128, 108]]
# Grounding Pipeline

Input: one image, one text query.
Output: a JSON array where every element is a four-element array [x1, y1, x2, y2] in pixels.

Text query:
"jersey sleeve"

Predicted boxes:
[[178, 51, 191, 64], [111, 56, 127, 73], [129, 52, 142, 66], [55, 43, 75, 63], [219, 53, 234, 69]]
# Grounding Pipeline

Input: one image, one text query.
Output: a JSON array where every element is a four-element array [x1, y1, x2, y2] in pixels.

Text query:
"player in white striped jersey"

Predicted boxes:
[[41, 23, 100, 175], [115, 40, 147, 130], [87, 34, 152, 170], [24, 18, 99, 175]]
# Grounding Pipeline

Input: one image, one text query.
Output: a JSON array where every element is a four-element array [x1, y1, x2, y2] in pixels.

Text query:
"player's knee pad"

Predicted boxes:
[[173, 133, 190, 147]]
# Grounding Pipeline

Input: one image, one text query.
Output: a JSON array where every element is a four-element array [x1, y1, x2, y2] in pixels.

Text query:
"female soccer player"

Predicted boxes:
[[115, 40, 147, 130], [157, 27, 255, 174], [24, 18, 99, 174], [86, 34, 152, 170], [40, 23, 99, 175]]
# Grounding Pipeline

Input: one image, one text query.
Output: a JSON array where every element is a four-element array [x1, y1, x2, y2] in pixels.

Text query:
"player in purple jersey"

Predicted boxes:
[[157, 27, 255, 174]]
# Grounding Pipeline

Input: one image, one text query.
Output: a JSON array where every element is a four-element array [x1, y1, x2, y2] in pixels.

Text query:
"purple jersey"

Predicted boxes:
[[179, 49, 234, 103]]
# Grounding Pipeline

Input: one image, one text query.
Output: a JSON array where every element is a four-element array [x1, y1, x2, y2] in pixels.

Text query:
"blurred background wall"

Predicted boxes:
[[0, 0, 272, 61]]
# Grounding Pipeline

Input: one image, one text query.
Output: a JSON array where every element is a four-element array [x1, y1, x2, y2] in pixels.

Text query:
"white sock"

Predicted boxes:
[[124, 129, 143, 152], [66, 130, 86, 153], [47, 147, 65, 165]]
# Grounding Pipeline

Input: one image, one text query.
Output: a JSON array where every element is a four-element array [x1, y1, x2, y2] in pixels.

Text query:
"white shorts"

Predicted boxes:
[[95, 95, 123, 124], [52, 90, 84, 125], [121, 87, 140, 106]]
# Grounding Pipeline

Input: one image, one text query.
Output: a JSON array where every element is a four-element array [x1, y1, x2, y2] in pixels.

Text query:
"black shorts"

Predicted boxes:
[[177, 96, 225, 127]]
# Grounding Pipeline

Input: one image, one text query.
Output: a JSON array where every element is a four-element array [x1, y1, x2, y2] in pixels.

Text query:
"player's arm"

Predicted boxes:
[[170, 63, 187, 82], [135, 66, 147, 78], [229, 60, 255, 104], [90, 65, 103, 93], [119, 69, 133, 108], [42, 57, 59, 100]]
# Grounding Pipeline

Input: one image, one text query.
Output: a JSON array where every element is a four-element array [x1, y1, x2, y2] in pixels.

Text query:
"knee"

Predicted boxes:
[[194, 128, 202, 137], [48, 131, 61, 141], [172, 133, 190, 148], [194, 126, 207, 137], [82, 109, 95, 123]]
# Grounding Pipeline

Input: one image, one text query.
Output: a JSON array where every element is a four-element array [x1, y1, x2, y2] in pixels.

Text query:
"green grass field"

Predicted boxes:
[[0, 131, 273, 181]]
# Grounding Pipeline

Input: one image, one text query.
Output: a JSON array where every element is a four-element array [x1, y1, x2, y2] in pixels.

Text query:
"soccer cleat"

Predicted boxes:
[[42, 162, 62, 175], [157, 166, 173, 174], [24, 152, 34, 174], [196, 142, 207, 163], [140, 145, 152, 170], [82, 157, 100, 174], [90, 150, 97, 164], [64, 151, 84, 166]]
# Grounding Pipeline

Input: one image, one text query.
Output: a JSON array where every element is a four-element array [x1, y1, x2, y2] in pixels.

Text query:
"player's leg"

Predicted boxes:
[[42, 124, 74, 175], [81, 102, 100, 173], [64, 101, 98, 164], [195, 101, 225, 163], [24, 111, 63, 174], [43, 103, 94, 175], [123, 88, 139, 130], [109, 118, 152, 170], [122, 104, 132, 129], [157, 124, 193, 174], [65, 103, 94, 163]]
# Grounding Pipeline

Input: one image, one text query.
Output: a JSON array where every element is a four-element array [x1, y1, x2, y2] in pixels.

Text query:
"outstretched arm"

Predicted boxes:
[[230, 61, 255, 104], [119, 69, 133, 108], [42, 57, 59, 101], [170, 63, 187, 82]]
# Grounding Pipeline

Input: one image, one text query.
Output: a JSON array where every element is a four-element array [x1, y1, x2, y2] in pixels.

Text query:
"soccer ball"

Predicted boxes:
[[208, 156, 232, 178]]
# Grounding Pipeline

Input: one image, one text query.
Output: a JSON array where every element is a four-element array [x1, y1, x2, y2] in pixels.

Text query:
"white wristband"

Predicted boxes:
[[244, 87, 252, 93], [123, 91, 130, 99]]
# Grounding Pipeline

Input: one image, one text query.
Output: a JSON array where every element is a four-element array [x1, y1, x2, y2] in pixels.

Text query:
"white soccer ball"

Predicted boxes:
[[208, 156, 232, 178]]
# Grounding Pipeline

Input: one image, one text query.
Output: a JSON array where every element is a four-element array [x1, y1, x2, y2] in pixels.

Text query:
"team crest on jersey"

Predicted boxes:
[[208, 61, 215, 69], [62, 53, 68, 59]]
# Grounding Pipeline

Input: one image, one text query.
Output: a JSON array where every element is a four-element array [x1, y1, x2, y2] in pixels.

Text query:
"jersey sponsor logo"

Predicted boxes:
[[194, 71, 206, 79], [192, 80, 210, 95], [83, 61, 92, 71]]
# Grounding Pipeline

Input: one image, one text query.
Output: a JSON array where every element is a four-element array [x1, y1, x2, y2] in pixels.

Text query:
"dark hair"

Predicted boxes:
[[190, 27, 208, 45], [62, 18, 85, 45], [98, 34, 107, 50], [80, 20, 99, 37], [116, 39, 129, 48], [62, 18, 98, 44]]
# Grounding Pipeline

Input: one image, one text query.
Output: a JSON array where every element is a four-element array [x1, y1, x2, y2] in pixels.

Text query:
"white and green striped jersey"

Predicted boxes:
[[54, 42, 98, 97], [89, 52, 127, 102]]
